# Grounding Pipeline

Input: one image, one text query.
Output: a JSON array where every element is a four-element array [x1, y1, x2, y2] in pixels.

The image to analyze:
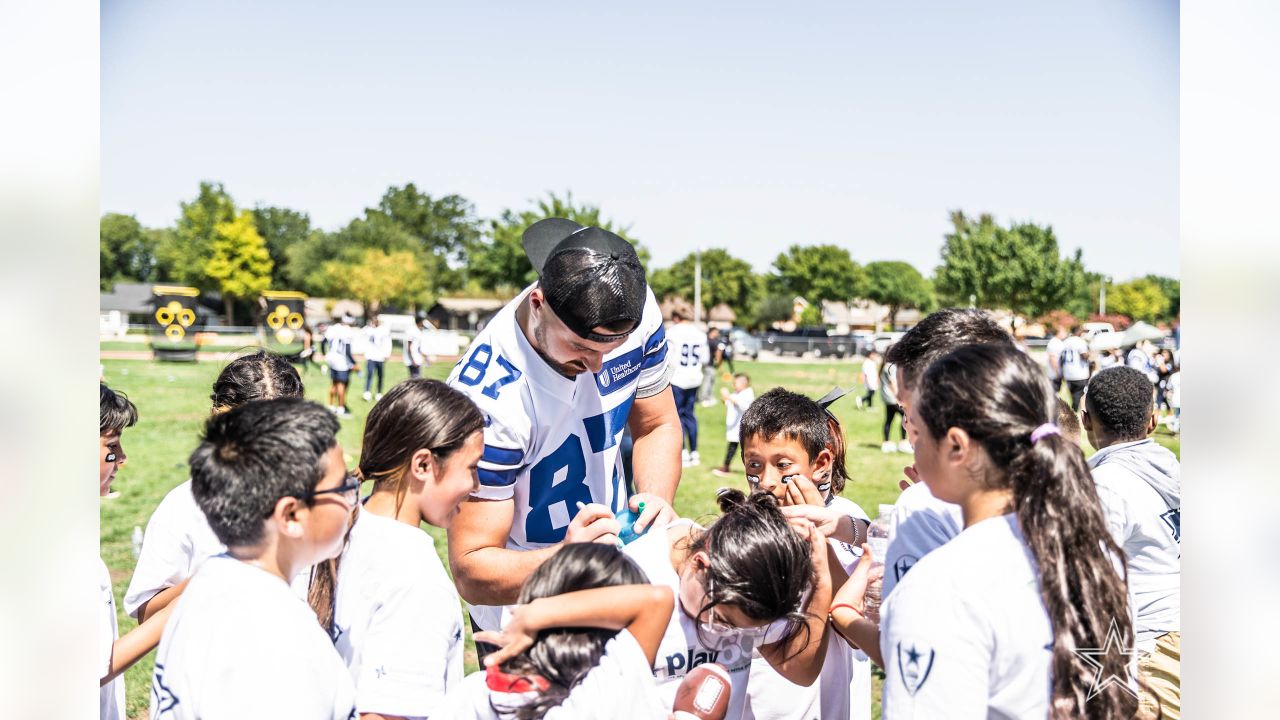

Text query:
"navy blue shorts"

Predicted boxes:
[[330, 369, 351, 384]]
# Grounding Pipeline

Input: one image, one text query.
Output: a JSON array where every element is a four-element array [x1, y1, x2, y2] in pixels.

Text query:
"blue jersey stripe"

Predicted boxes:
[[641, 342, 668, 370], [478, 466, 519, 487], [643, 324, 667, 355], [482, 444, 525, 467]]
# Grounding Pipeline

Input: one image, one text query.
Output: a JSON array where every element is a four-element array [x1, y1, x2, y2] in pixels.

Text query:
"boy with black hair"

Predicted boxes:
[[150, 398, 358, 719], [1083, 366, 1181, 719]]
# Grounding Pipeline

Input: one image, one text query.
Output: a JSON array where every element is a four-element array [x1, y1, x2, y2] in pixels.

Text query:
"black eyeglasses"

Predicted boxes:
[[302, 474, 362, 507]]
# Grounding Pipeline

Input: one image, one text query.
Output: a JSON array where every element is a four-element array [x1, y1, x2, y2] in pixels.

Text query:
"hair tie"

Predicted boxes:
[[1030, 423, 1060, 443]]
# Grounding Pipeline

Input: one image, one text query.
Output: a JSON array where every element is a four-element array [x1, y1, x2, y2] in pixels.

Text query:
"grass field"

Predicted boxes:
[[99, 352, 1179, 719]]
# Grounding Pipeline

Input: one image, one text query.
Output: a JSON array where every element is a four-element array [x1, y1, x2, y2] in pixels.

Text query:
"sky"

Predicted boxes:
[[102, 0, 1178, 280]]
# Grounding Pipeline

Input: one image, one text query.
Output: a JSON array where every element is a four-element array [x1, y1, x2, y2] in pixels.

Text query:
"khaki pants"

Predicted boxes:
[[1137, 631, 1180, 719]]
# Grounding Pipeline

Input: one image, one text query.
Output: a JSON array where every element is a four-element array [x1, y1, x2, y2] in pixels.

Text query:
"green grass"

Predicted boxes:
[[100, 356, 1179, 718]]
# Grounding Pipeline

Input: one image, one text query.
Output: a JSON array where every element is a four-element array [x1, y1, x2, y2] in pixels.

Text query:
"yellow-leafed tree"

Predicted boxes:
[[324, 248, 433, 318], [204, 210, 274, 325]]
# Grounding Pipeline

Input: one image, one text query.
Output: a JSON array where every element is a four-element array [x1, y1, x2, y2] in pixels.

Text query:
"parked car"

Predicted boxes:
[[728, 328, 760, 360], [762, 327, 855, 358]]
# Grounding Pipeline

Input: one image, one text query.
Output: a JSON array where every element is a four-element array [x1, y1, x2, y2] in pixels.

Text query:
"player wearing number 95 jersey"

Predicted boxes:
[[447, 218, 683, 637]]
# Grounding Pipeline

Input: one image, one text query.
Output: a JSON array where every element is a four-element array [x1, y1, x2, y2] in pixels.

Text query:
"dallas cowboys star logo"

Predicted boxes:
[[1070, 619, 1140, 700], [151, 662, 180, 715], [375, 665, 387, 679]]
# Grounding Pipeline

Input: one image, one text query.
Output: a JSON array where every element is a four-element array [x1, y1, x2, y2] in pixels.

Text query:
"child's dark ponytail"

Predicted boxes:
[[917, 344, 1138, 720]]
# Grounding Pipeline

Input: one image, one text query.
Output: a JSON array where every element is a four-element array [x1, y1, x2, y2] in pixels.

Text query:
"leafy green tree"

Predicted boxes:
[[203, 210, 273, 325], [100, 213, 158, 289], [160, 182, 237, 288], [1143, 274, 1180, 321], [472, 192, 650, 291], [648, 249, 761, 321], [747, 293, 796, 330], [1109, 278, 1170, 323], [768, 245, 866, 304], [1065, 269, 1106, 320], [376, 184, 482, 291], [798, 302, 824, 327], [935, 211, 1084, 321], [864, 261, 936, 330], [324, 248, 435, 317], [251, 205, 312, 288]]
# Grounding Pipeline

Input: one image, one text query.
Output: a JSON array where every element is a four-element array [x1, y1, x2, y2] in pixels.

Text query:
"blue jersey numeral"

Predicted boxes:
[[457, 343, 523, 400], [525, 434, 592, 544]]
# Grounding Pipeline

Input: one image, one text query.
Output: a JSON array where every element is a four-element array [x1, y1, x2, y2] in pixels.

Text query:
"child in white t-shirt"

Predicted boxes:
[[442, 543, 673, 720], [151, 398, 358, 719], [736, 386, 873, 720], [125, 351, 308, 622], [712, 373, 755, 477], [307, 379, 486, 719], [830, 345, 1138, 719]]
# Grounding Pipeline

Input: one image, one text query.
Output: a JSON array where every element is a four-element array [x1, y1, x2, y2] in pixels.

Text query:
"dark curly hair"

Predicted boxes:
[[1085, 366, 1155, 442]]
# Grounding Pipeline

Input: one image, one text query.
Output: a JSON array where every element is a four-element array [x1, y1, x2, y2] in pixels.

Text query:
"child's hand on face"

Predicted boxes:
[[779, 473, 826, 507]]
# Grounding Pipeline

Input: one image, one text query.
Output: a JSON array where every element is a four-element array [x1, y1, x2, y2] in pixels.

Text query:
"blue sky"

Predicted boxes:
[[102, 0, 1178, 280]]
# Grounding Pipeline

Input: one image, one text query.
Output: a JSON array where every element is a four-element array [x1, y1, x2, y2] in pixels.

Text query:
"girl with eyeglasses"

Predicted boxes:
[[621, 488, 832, 720], [308, 378, 486, 720]]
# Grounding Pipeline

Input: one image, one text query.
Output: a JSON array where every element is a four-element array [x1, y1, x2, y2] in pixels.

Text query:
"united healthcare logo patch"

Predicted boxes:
[[595, 346, 644, 395], [897, 641, 936, 696]]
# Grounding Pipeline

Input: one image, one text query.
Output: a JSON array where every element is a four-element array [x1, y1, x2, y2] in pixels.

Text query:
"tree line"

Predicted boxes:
[[100, 182, 1179, 329]]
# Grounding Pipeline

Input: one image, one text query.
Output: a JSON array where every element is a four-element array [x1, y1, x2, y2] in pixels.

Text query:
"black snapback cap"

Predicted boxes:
[[523, 218, 647, 342]]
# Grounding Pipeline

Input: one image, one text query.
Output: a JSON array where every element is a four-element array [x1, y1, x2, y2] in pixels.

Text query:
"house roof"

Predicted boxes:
[[100, 282, 155, 313]]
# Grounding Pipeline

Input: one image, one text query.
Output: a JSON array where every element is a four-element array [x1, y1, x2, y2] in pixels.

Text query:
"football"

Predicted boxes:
[[672, 663, 731, 720]]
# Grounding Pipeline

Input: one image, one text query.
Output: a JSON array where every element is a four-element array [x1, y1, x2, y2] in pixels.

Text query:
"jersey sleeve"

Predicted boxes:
[[354, 572, 461, 716], [883, 494, 960, 599], [635, 295, 673, 399], [880, 577, 991, 719], [448, 365, 533, 502], [123, 488, 196, 617]]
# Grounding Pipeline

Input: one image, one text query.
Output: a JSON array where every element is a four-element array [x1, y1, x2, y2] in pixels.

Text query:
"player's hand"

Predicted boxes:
[[565, 502, 621, 545], [475, 603, 539, 666], [780, 473, 826, 507], [899, 464, 920, 492], [629, 493, 676, 533], [780, 504, 851, 542]]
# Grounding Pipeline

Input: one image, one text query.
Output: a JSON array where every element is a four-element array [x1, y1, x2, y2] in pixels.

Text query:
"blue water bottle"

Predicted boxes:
[[616, 502, 647, 545]]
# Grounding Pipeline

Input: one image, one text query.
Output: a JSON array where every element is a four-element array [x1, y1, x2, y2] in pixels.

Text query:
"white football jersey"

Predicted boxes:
[[440, 629, 666, 720], [1044, 336, 1065, 378], [447, 284, 672, 631], [745, 496, 872, 720], [150, 556, 356, 720], [1060, 336, 1091, 381], [325, 324, 357, 371], [883, 481, 964, 599], [880, 514, 1053, 719], [361, 324, 393, 362], [333, 511, 464, 718], [125, 479, 310, 617], [665, 322, 708, 390]]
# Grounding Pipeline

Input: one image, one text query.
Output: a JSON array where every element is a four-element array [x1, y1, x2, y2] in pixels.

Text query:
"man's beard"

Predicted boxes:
[[533, 322, 588, 378]]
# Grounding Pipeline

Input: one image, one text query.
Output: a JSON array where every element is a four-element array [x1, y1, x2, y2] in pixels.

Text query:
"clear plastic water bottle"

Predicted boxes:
[[131, 526, 144, 558], [863, 504, 893, 626]]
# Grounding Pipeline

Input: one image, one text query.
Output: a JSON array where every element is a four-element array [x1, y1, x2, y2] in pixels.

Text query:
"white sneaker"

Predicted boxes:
[[881, 441, 896, 453], [700, 400, 715, 408], [690, 451, 701, 466], [375, 393, 383, 401], [898, 440, 913, 454], [855, 396, 864, 409], [362, 391, 372, 401]]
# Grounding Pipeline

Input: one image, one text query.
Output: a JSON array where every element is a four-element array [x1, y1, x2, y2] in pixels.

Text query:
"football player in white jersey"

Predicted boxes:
[[1083, 366, 1181, 718], [832, 345, 1137, 719], [324, 315, 360, 417], [446, 218, 682, 646], [665, 306, 709, 466]]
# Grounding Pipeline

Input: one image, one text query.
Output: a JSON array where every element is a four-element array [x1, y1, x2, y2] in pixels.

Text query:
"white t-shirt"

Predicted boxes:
[[362, 324, 393, 362], [404, 328, 426, 366], [124, 479, 310, 617], [666, 322, 709, 390], [1059, 336, 1090, 381], [880, 514, 1053, 720], [883, 481, 964, 599], [333, 511, 464, 718], [1127, 348, 1159, 384], [325, 324, 358, 372], [1166, 371, 1181, 409], [150, 555, 356, 720], [1045, 336, 1065, 379], [447, 284, 672, 632], [623, 520, 788, 720], [100, 556, 126, 720], [744, 496, 872, 720], [439, 629, 666, 720], [725, 387, 756, 443], [1089, 441, 1181, 652], [861, 358, 880, 390]]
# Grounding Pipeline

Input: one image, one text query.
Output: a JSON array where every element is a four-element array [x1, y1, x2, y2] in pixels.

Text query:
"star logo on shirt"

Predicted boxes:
[[1070, 619, 1140, 700], [152, 663, 180, 716], [374, 665, 387, 679], [329, 623, 345, 644], [896, 641, 935, 696]]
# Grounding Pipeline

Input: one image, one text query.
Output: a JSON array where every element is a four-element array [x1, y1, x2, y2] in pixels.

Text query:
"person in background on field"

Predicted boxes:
[[712, 373, 755, 477], [299, 324, 319, 373], [1044, 325, 1068, 394], [1127, 339, 1160, 385], [125, 352, 309, 623], [360, 315, 392, 401], [324, 315, 359, 417], [1155, 348, 1175, 419], [1082, 366, 1181, 719], [100, 384, 175, 720], [1059, 326, 1091, 410], [666, 306, 708, 467], [699, 326, 723, 406], [879, 354, 909, 453], [857, 350, 880, 410], [404, 316, 428, 378]]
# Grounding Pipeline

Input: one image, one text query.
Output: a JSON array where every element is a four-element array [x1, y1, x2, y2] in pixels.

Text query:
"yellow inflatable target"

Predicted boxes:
[[275, 328, 296, 344], [267, 313, 284, 330], [165, 324, 186, 341], [155, 307, 175, 325], [177, 308, 196, 327], [286, 312, 303, 329]]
